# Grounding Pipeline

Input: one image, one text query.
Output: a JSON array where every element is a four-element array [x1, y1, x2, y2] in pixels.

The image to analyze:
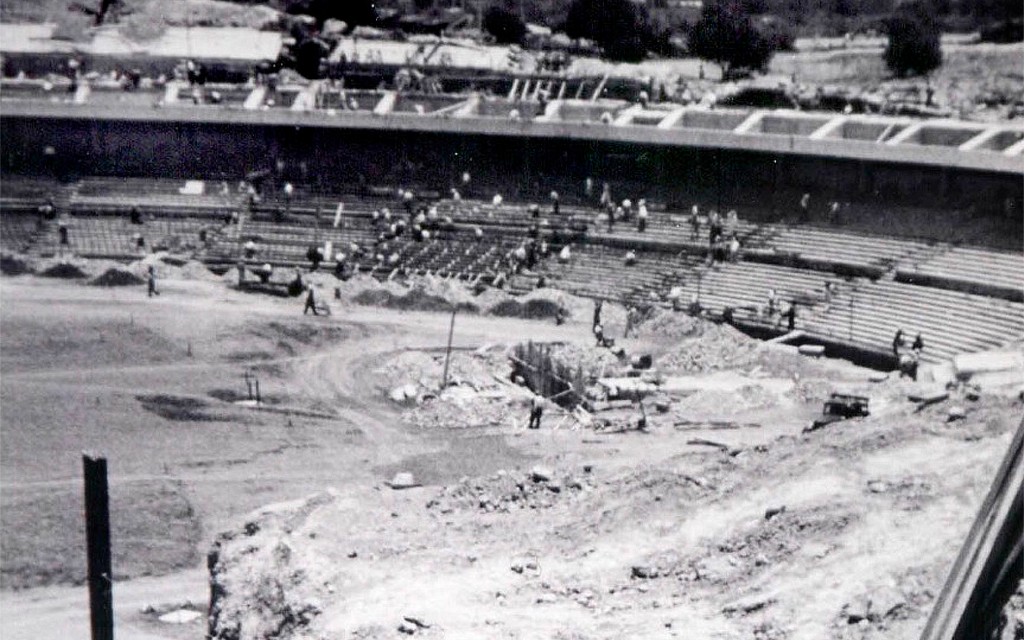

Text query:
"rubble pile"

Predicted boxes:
[[637, 309, 704, 340], [404, 390, 522, 430], [659, 323, 762, 372], [426, 467, 595, 514], [832, 569, 939, 640], [377, 350, 508, 394], [353, 287, 479, 314], [129, 253, 220, 282], [606, 465, 731, 507], [548, 342, 622, 379], [207, 491, 339, 640]]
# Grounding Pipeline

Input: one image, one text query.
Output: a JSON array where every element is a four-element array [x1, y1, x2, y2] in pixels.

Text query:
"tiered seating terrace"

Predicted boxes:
[[896, 246, 1024, 302]]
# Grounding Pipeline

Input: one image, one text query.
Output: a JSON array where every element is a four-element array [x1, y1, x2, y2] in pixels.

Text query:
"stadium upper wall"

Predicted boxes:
[[2, 100, 1022, 218], [2, 99, 1021, 176]]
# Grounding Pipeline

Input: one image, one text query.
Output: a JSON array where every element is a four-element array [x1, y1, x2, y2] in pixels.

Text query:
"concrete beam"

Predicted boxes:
[[452, 94, 481, 118], [613, 105, 642, 127], [534, 99, 561, 123], [886, 122, 923, 145], [1003, 137, 1024, 156], [372, 91, 397, 116], [809, 116, 847, 140], [242, 86, 266, 110], [73, 83, 90, 105], [290, 81, 321, 112], [733, 111, 765, 134], [432, 98, 472, 118], [162, 81, 181, 105], [957, 127, 1003, 152], [657, 107, 687, 129]]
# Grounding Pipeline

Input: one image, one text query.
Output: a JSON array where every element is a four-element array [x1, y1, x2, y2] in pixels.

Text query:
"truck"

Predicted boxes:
[[805, 391, 870, 432]]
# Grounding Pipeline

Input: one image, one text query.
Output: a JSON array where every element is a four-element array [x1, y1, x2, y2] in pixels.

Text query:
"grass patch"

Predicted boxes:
[[0, 319, 183, 372], [136, 394, 227, 422], [1, 479, 202, 590]]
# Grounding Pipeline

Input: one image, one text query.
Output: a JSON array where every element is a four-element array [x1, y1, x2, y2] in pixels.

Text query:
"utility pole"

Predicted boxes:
[[441, 306, 458, 388], [83, 454, 113, 640]]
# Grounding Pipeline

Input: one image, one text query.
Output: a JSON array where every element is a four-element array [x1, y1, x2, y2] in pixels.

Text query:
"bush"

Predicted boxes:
[[979, 18, 1024, 43], [759, 15, 795, 52], [483, 5, 527, 44], [563, 0, 656, 62], [690, 1, 774, 73], [884, 2, 942, 77], [281, 0, 377, 30]]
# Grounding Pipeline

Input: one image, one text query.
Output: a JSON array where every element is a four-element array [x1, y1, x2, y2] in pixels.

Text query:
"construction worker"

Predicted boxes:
[[147, 265, 160, 297], [256, 263, 273, 284], [303, 285, 318, 316], [892, 329, 905, 358], [528, 395, 544, 429], [785, 302, 797, 331], [600, 182, 612, 211], [624, 306, 636, 338], [912, 333, 924, 355]]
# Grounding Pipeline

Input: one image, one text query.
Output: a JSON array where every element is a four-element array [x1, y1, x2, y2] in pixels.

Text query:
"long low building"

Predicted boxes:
[[0, 24, 284, 80]]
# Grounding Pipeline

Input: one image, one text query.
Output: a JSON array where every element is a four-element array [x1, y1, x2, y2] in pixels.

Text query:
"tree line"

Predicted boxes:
[[277, 0, 1021, 76]]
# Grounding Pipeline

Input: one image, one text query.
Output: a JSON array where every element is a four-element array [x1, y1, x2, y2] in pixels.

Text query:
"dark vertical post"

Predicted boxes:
[[441, 306, 458, 388], [82, 454, 113, 640], [848, 291, 854, 342]]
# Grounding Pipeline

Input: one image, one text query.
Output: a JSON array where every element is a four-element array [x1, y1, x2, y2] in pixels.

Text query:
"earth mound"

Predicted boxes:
[[353, 286, 479, 314], [38, 260, 90, 279], [90, 266, 145, 287], [0, 253, 33, 275]]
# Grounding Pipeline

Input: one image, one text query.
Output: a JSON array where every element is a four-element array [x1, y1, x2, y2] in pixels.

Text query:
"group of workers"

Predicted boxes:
[[893, 329, 925, 380], [595, 182, 651, 235]]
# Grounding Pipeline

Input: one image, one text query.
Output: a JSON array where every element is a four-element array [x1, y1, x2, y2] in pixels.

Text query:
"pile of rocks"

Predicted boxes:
[[426, 467, 593, 514], [659, 323, 761, 372], [637, 309, 704, 340]]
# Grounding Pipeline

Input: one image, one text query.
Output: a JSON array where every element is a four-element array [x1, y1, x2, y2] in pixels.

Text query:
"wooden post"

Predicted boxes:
[[441, 306, 457, 388], [82, 454, 114, 640]]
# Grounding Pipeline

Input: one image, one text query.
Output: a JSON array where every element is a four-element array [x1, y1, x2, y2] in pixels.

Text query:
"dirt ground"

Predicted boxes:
[[0, 270, 1020, 640]]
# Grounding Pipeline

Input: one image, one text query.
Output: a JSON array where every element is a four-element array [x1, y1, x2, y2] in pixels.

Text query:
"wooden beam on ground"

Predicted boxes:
[[919, 418, 1024, 640]]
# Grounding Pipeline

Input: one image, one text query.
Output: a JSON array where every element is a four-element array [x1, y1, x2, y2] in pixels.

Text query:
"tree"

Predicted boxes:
[[483, 5, 527, 45], [884, 1, 942, 77], [563, 0, 656, 62], [689, 1, 774, 75], [283, 0, 378, 31]]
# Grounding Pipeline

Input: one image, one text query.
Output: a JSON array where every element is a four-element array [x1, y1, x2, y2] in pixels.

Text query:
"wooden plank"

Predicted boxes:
[[919, 418, 1024, 640]]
